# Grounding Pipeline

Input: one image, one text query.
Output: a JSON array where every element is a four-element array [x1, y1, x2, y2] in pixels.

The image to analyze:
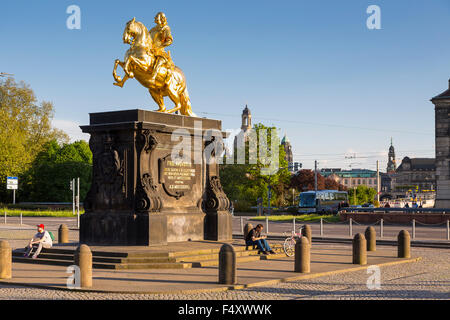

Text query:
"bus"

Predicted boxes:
[[298, 190, 349, 214]]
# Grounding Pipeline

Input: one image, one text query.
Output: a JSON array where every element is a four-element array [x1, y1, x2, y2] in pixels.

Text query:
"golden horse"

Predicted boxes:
[[113, 18, 195, 116]]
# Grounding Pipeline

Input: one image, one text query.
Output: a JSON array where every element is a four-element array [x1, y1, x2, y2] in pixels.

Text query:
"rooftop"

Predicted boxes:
[[397, 157, 435, 171], [431, 79, 450, 101], [281, 134, 290, 145], [321, 168, 377, 178]]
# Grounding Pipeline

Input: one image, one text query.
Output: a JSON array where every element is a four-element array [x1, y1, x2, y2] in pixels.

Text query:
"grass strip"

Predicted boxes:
[[249, 214, 340, 223], [0, 208, 84, 217]]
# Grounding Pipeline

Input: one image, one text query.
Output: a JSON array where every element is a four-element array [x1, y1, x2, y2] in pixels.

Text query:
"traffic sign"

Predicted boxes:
[[6, 177, 18, 190]]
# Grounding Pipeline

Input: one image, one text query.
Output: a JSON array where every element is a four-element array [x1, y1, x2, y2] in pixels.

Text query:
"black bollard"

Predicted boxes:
[[294, 236, 310, 273], [244, 223, 254, 250], [397, 230, 411, 258], [74, 244, 93, 288], [0, 241, 12, 279], [58, 224, 69, 244], [301, 224, 312, 246], [218, 244, 237, 284], [352, 233, 367, 265], [365, 226, 376, 251]]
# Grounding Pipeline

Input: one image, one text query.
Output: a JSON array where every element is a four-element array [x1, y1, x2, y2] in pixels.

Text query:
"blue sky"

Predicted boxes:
[[1, 0, 449, 171]]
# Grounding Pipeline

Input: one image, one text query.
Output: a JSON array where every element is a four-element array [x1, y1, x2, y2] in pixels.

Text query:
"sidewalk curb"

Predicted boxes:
[[0, 257, 421, 295]]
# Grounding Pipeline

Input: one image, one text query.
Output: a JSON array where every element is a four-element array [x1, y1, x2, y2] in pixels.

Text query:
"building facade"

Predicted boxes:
[[393, 157, 435, 192], [321, 168, 378, 189], [431, 79, 450, 208], [281, 134, 295, 172]]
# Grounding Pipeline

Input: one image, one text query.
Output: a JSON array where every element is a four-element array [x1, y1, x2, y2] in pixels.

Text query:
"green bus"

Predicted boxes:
[[298, 190, 349, 214]]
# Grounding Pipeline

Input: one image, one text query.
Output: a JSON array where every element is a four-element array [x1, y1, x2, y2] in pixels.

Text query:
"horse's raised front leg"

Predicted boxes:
[[113, 59, 129, 87], [122, 57, 135, 78]]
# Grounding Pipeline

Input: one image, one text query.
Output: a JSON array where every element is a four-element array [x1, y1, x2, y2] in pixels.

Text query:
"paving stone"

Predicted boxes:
[[0, 247, 448, 300]]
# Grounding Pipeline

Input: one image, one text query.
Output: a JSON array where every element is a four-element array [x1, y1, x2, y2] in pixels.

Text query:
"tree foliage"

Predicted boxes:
[[220, 123, 290, 210], [0, 77, 69, 202], [290, 169, 347, 192], [19, 140, 92, 202], [348, 185, 377, 205]]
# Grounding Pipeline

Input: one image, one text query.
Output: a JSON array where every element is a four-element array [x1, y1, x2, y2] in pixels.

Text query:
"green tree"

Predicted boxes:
[[0, 77, 68, 202], [20, 140, 92, 202], [348, 185, 377, 205], [220, 123, 290, 211]]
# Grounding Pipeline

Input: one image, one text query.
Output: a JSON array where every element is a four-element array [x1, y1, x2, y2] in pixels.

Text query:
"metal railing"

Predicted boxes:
[[237, 216, 450, 241], [342, 207, 450, 214], [3, 210, 24, 226]]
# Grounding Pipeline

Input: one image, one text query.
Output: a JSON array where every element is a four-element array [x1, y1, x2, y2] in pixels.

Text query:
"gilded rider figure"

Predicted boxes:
[[148, 12, 174, 85], [113, 15, 195, 116]]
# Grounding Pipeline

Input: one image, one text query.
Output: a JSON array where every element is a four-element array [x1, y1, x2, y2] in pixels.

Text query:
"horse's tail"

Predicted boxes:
[[180, 87, 195, 117], [172, 66, 195, 116]]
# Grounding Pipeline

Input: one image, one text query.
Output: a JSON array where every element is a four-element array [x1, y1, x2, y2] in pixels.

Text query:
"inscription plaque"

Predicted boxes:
[[159, 155, 196, 199]]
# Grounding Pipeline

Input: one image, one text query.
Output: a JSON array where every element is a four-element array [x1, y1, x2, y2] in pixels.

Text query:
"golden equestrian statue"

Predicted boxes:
[[113, 13, 195, 116]]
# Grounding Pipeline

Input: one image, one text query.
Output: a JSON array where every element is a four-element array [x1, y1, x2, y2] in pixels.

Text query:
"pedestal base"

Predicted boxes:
[[204, 211, 232, 241], [80, 212, 168, 246], [79, 109, 232, 246], [434, 199, 450, 209]]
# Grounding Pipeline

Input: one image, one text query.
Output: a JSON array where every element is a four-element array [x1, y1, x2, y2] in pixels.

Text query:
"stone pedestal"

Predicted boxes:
[[80, 109, 232, 245], [431, 80, 450, 208]]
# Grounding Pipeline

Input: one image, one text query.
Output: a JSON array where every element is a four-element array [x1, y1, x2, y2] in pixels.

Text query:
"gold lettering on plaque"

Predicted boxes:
[[163, 161, 195, 191]]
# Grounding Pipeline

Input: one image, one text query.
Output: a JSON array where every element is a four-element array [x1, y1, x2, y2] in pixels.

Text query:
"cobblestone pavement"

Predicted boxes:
[[0, 247, 448, 300]]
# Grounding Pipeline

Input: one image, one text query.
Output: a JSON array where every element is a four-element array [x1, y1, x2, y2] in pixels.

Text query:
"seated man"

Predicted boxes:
[[24, 224, 53, 259], [245, 224, 276, 255]]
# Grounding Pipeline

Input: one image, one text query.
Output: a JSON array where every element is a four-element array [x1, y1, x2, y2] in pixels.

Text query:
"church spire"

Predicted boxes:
[[241, 104, 252, 132], [387, 138, 396, 173]]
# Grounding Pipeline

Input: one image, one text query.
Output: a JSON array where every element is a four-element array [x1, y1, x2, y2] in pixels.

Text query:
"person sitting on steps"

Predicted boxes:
[[24, 224, 53, 259], [245, 224, 276, 255]]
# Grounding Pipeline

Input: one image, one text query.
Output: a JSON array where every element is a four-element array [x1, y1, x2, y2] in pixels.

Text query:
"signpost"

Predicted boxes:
[[77, 177, 80, 228], [70, 177, 80, 228], [267, 185, 272, 216], [6, 177, 18, 204], [70, 179, 75, 216]]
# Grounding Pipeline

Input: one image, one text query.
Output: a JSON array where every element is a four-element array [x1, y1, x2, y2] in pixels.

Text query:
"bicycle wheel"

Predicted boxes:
[[283, 237, 296, 257]]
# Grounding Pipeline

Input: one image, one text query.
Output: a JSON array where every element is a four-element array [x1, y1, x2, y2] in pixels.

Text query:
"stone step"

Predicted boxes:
[[12, 255, 189, 270], [13, 256, 74, 267], [190, 247, 284, 267], [260, 252, 287, 260], [176, 249, 260, 263], [114, 262, 193, 270], [13, 249, 125, 264], [120, 257, 177, 264], [12, 244, 284, 269], [191, 255, 262, 267], [13, 250, 73, 261]]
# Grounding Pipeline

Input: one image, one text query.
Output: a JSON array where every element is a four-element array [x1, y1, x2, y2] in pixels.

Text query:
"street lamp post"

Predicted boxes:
[[314, 160, 318, 192]]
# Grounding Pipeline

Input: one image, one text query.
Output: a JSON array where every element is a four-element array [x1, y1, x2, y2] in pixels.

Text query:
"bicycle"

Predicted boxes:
[[283, 227, 303, 257]]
